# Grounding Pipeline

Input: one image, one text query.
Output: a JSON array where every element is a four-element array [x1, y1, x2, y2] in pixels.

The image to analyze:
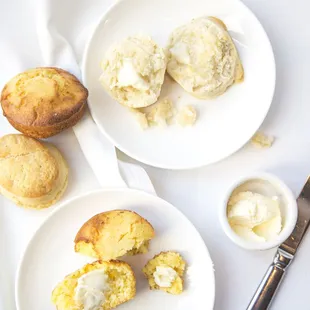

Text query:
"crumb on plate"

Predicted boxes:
[[176, 105, 197, 126], [131, 97, 175, 129]]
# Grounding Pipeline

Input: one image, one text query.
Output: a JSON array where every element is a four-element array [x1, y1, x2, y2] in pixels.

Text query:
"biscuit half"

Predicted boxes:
[[100, 36, 167, 108], [167, 16, 244, 99]]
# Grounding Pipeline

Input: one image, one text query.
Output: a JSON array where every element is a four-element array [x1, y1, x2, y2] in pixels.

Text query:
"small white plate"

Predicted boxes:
[[82, 0, 275, 169], [15, 189, 215, 310]]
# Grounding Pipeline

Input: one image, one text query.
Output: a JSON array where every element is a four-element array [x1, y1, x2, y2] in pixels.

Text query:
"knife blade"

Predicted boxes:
[[247, 176, 310, 310]]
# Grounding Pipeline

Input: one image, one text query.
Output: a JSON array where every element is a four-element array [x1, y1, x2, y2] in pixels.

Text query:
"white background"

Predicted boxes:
[[0, 0, 310, 309]]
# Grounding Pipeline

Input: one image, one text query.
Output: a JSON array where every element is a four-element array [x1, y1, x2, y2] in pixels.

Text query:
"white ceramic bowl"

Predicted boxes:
[[220, 172, 298, 250]]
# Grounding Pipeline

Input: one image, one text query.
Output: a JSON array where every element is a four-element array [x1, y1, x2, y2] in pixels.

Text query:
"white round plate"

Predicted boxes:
[[82, 0, 275, 169], [16, 189, 215, 310]]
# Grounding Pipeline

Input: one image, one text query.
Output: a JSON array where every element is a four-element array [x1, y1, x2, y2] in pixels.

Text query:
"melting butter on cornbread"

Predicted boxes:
[[52, 260, 136, 310], [143, 251, 186, 295]]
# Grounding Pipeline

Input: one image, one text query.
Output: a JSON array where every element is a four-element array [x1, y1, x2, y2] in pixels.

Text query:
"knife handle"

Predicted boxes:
[[247, 249, 293, 310]]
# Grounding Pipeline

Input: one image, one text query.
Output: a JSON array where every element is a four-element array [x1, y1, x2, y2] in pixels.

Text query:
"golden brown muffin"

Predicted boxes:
[[1, 67, 88, 138], [75, 210, 155, 260], [143, 251, 186, 295], [52, 260, 136, 310], [0, 134, 68, 209]]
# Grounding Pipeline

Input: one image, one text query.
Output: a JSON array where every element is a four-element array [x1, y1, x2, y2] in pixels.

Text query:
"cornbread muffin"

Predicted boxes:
[[75, 210, 155, 260], [52, 260, 136, 310], [100, 36, 167, 108], [0, 134, 68, 209], [167, 17, 244, 99], [1, 67, 88, 138], [143, 251, 186, 295]]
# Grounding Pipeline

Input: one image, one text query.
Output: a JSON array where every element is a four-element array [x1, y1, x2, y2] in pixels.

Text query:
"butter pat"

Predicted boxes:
[[74, 269, 110, 310], [117, 59, 149, 90], [227, 191, 282, 242], [153, 266, 178, 288], [169, 42, 191, 65]]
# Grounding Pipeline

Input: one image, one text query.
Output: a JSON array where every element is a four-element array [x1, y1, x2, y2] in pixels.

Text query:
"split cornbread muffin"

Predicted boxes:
[[52, 260, 136, 310], [0, 134, 68, 209], [1, 67, 88, 138], [143, 251, 186, 295], [75, 210, 155, 260]]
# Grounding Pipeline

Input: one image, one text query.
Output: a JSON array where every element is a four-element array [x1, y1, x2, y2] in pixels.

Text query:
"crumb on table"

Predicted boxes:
[[251, 132, 275, 148]]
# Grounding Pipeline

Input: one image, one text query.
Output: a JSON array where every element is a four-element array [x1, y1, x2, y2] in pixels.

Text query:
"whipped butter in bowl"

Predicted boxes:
[[220, 173, 298, 250]]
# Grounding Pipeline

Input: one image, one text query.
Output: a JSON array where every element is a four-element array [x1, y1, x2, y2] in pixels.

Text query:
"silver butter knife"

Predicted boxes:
[[247, 176, 310, 310]]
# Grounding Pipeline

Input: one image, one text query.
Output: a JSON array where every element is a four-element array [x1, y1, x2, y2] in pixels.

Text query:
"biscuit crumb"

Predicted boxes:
[[176, 105, 197, 126], [251, 132, 274, 148], [132, 98, 175, 129], [132, 99, 198, 129], [147, 98, 174, 127], [132, 110, 149, 130]]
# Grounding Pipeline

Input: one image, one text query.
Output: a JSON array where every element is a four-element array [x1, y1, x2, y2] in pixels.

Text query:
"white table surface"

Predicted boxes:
[[1, 0, 310, 309]]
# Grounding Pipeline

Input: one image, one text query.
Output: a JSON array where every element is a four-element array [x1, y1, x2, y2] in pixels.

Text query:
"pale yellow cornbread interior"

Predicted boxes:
[[143, 251, 186, 295], [75, 210, 155, 260], [52, 260, 136, 310]]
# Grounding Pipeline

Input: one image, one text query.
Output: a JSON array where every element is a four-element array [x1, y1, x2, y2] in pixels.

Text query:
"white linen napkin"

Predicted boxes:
[[35, 0, 156, 194], [0, 0, 156, 309]]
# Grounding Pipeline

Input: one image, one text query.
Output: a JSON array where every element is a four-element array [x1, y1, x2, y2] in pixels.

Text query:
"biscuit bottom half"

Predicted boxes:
[[0, 143, 68, 209], [52, 260, 136, 310]]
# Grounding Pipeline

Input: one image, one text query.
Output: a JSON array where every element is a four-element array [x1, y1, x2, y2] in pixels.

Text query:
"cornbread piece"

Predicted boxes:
[[167, 17, 244, 99], [0, 134, 68, 209], [1, 67, 88, 138], [176, 105, 197, 126], [100, 36, 167, 108], [143, 251, 186, 295], [251, 132, 275, 148], [75, 210, 155, 260], [52, 260, 136, 310]]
